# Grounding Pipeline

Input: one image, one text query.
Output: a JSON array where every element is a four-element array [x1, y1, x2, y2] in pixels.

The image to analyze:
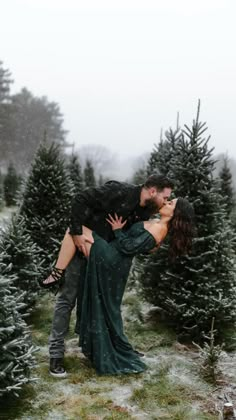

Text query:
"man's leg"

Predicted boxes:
[[48, 252, 86, 376]]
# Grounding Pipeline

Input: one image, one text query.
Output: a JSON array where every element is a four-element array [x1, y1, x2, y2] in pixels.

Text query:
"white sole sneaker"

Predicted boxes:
[[49, 370, 68, 378]]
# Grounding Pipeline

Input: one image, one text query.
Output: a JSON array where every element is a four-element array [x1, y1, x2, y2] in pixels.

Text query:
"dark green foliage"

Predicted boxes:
[[20, 142, 73, 269], [139, 102, 236, 340], [84, 159, 96, 187], [0, 261, 36, 398], [0, 215, 42, 308], [3, 162, 20, 206], [218, 156, 234, 216], [67, 153, 84, 193]]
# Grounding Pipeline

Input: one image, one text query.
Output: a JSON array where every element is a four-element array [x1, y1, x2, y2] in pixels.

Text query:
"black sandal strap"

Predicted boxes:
[[39, 267, 65, 290]]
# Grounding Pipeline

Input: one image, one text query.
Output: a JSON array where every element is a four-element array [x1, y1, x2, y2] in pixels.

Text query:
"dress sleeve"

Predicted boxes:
[[113, 228, 156, 256]]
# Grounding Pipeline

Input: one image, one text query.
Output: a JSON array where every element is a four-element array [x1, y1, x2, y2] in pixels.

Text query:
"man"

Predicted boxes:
[[49, 173, 173, 377]]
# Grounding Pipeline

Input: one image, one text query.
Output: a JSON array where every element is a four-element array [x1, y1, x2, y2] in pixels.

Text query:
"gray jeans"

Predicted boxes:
[[49, 253, 87, 359]]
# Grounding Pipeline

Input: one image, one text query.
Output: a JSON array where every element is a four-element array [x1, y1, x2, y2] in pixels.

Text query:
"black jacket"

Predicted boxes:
[[69, 180, 152, 242]]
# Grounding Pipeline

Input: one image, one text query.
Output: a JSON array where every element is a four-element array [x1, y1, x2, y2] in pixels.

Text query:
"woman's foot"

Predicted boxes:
[[39, 267, 65, 289]]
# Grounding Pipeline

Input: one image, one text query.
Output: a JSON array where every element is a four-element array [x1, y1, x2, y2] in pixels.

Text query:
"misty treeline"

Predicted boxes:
[[0, 60, 68, 171]]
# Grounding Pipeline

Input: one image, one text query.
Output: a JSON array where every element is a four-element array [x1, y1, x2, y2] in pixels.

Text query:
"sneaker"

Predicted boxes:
[[49, 358, 67, 378]]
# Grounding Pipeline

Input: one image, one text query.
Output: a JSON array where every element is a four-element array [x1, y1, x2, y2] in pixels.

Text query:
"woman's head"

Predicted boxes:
[[167, 197, 195, 260], [159, 198, 178, 219]]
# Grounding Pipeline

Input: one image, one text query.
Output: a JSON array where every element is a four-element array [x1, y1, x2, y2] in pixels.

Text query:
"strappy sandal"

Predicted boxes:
[[39, 267, 65, 291]]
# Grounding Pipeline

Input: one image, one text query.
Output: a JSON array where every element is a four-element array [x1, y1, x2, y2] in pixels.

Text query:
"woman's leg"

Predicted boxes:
[[43, 229, 77, 285], [43, 227, 94, 285]]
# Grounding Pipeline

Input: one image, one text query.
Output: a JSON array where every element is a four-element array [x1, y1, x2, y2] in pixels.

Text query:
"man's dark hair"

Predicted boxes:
[[144, 173, 174, 191]]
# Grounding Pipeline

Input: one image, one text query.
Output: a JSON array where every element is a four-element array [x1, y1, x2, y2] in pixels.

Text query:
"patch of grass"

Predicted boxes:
[[126, 320, 175, 354], [155, 406, 218, 420], [131, 375, 217, 419], [129, 370, 215, 419], [52, 394, 132, 420], [29, 294, 54, 346], [0, 383, 52, 419]]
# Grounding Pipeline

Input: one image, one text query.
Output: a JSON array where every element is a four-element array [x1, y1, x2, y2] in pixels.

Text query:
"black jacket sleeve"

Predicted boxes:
[[69, 181, 140, 235]]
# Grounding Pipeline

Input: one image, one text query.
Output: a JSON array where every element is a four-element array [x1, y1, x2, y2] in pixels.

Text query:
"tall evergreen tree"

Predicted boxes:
[[0, 61, 13, 164], [20, 142, 73, 270], [3, 162, 20, 206], [0, 261, 36, 398], [139, 102, 236, 340], [0, 216, 42, 308], [84, 159, 96, 187], [0, 169, 4, 210], [67, 153, 84, 193], [219, 156, 234, 216]]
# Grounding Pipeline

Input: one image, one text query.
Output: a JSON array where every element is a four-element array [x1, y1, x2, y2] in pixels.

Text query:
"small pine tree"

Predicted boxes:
[[20, 142, 73, 270], [3, 162, 20, 207], [0, 215, 42, 308], [0, 262, 36, 398], [84, 159, 96, 187], [219, 156, 234, 216], [67, 153, 84, 193]]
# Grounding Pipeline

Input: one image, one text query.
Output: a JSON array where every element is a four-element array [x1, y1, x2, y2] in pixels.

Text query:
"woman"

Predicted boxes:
[[41, 198, 194, 374]]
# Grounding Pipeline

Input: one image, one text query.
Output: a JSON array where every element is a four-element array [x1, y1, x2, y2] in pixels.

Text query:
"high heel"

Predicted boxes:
[[39, 267, 65, 290]]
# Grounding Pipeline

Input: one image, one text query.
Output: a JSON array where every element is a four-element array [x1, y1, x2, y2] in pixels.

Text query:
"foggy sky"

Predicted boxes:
[[1, 0, 236, 160]]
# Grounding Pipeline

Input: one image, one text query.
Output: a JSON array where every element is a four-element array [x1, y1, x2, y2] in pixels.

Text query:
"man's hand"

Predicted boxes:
[[72, 234, 94, 257]]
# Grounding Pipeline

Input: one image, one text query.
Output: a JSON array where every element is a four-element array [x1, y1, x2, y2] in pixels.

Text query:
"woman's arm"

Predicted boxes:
[[107, 214, 156, 255]]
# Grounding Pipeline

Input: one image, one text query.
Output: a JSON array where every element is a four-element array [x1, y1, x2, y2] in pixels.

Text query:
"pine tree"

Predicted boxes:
[[20, 142, 73, 270], [147, 117, 182, 177], [139, 102, 236, 341], [0, 61, 13, 165], [132, 168, 147, 184], [219, 156, 234, 216], [147, 130, 182, 177], [3, 162, 20, 207], [84, 159, 96, 187], [0, 215, 42, 308], [0, 261, 36, 398], [0, 169, 4, 210], [67, 153, 84, 193]]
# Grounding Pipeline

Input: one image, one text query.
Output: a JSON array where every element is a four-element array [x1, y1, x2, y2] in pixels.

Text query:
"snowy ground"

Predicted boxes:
[[2, 288, 236, 419]]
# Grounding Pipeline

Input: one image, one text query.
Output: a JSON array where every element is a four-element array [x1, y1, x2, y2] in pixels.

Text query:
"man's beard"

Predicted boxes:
[[144, 198, 159, 214]]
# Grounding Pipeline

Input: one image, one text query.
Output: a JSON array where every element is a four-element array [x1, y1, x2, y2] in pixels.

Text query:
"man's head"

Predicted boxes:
[[139, 173, 174, 213]]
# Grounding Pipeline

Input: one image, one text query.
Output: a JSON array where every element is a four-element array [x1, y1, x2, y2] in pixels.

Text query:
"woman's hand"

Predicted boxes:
[[106, 213, 127, 230]]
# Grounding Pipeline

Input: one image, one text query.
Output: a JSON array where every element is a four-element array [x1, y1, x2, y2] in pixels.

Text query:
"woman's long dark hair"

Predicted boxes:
[[168, 198, 195, 260]]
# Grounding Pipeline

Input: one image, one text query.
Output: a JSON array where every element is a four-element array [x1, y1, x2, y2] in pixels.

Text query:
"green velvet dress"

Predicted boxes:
[[79, 221, 156, 375]]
